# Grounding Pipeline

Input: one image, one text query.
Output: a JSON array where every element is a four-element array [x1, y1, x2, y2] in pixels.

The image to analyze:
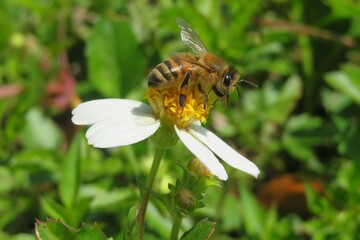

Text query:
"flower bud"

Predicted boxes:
[[175, 188, 196, 212], [187, 158, 212, 179]]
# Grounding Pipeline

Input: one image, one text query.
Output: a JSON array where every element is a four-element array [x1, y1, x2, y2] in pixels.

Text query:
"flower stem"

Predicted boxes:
[[170, 213, 183, 240], [136, 147, 164, 240]]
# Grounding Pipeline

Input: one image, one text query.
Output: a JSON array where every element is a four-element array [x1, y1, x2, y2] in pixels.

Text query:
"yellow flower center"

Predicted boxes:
[[145, 87, 211, 128]]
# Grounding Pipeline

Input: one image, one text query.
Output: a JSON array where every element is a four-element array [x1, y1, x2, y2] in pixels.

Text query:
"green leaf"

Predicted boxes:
[[285, 114, 323, 132], [146, 202, 171, 238], [220, 194, 242, 232], [282, 133, 315, 160], [327, 0, 360, 18], [123, 206, 137, 240], [325, 64, 360, 105], [87, 17, 144, 97], [75, 223, 109, 240], [40, 196, 90, 228], [0, 197, 27, 229], [240, 184, 264, 235], [81, 186, 134, 210], [321, 89, 352, 114], [180, 218, 215, 240], [266, 75, 302, 123], [0, 166, 13, 193], [0, 232, 35, 240], [35, 218, 108, 240], [35, 218, 76, 240], [87, 17, 120, 97], [59, 133, 81, 209], [22, 108, 62, 150], [282, 114, 328, 161], [40, 197, 68, 223], [71, 197, 92, 228], [304, 183, 323, 215]]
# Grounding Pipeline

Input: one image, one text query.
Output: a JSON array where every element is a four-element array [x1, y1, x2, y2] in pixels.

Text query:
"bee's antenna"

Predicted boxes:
[[235, 84, 241, 99], [238, 79, 258, 88], [236, 79, 258, 100]]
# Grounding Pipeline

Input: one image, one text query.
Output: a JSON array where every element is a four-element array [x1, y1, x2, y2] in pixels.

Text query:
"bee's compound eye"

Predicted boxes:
[[223, 74, 232, 87]]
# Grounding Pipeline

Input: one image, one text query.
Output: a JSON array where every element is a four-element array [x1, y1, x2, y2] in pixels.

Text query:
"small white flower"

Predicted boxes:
[[72, 99, 260, 181]]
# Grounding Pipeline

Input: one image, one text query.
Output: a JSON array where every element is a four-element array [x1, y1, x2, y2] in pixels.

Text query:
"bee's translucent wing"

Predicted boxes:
[[176, 17, 208, 55]]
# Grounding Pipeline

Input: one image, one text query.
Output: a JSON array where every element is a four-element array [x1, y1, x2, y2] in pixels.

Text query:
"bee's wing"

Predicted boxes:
[[176, 17, 208, 55]]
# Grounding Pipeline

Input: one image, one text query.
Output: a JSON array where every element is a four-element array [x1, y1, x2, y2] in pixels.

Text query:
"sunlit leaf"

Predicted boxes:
[[321, 89, 352, 114], [87, 17, 144, 98], [22, 108, 62, 150]]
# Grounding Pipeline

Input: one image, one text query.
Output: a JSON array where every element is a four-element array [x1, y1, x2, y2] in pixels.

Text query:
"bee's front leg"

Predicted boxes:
[[179, 70, 192, 108]]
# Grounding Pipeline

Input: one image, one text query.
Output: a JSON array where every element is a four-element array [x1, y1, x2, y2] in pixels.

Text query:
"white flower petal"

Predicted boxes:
[[88, 116, 160, 148], [192, 121, 202, 126], [72, 99, 152, 125], [86, 114, 136, 139], [174, 125, 228, 180], [189, 124, 260, 178]]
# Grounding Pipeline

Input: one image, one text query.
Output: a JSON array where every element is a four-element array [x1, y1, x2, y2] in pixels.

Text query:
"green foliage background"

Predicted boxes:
[[1, 0, 360, 239]]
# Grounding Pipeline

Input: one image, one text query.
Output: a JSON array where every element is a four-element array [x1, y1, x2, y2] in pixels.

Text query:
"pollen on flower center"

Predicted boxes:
[[145, 87, 211, 128]]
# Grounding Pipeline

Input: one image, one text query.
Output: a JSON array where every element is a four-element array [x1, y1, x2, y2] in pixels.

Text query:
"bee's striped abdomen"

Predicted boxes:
[[148, 58, 185, 87]]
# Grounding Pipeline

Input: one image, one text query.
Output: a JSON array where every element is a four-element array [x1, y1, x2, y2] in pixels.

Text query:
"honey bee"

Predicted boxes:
[[148, 18, 240, 107]]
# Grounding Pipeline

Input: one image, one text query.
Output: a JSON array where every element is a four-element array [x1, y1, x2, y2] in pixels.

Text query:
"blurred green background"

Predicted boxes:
[[1, 0, 360, 239]]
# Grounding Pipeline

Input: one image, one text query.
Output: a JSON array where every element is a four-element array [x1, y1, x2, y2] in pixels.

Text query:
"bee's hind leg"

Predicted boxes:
[[179, 70, 192, 108]]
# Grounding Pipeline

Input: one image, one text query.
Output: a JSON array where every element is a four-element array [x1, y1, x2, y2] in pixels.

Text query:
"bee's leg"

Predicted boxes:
[[179, 94, 187, 108], [179, 70, 192, 108], [197, 84, 208, 108]]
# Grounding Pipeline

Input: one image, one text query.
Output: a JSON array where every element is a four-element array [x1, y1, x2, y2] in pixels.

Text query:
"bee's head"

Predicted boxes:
[[221, 66, 240, 96], [211, 66, 240, 106]]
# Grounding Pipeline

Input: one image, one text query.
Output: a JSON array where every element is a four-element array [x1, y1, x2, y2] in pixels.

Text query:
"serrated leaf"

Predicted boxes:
[[35, 218, 108, 240], [180, 218, 215, 240], [35, 218, 76, 240], [59, 133, 81, 209], [75, 223, 108, 240]]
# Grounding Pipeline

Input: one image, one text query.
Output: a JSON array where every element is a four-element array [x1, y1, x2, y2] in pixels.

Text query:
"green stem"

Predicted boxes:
[[170, 213, 183, 240], [136, 147, 164, 240]]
